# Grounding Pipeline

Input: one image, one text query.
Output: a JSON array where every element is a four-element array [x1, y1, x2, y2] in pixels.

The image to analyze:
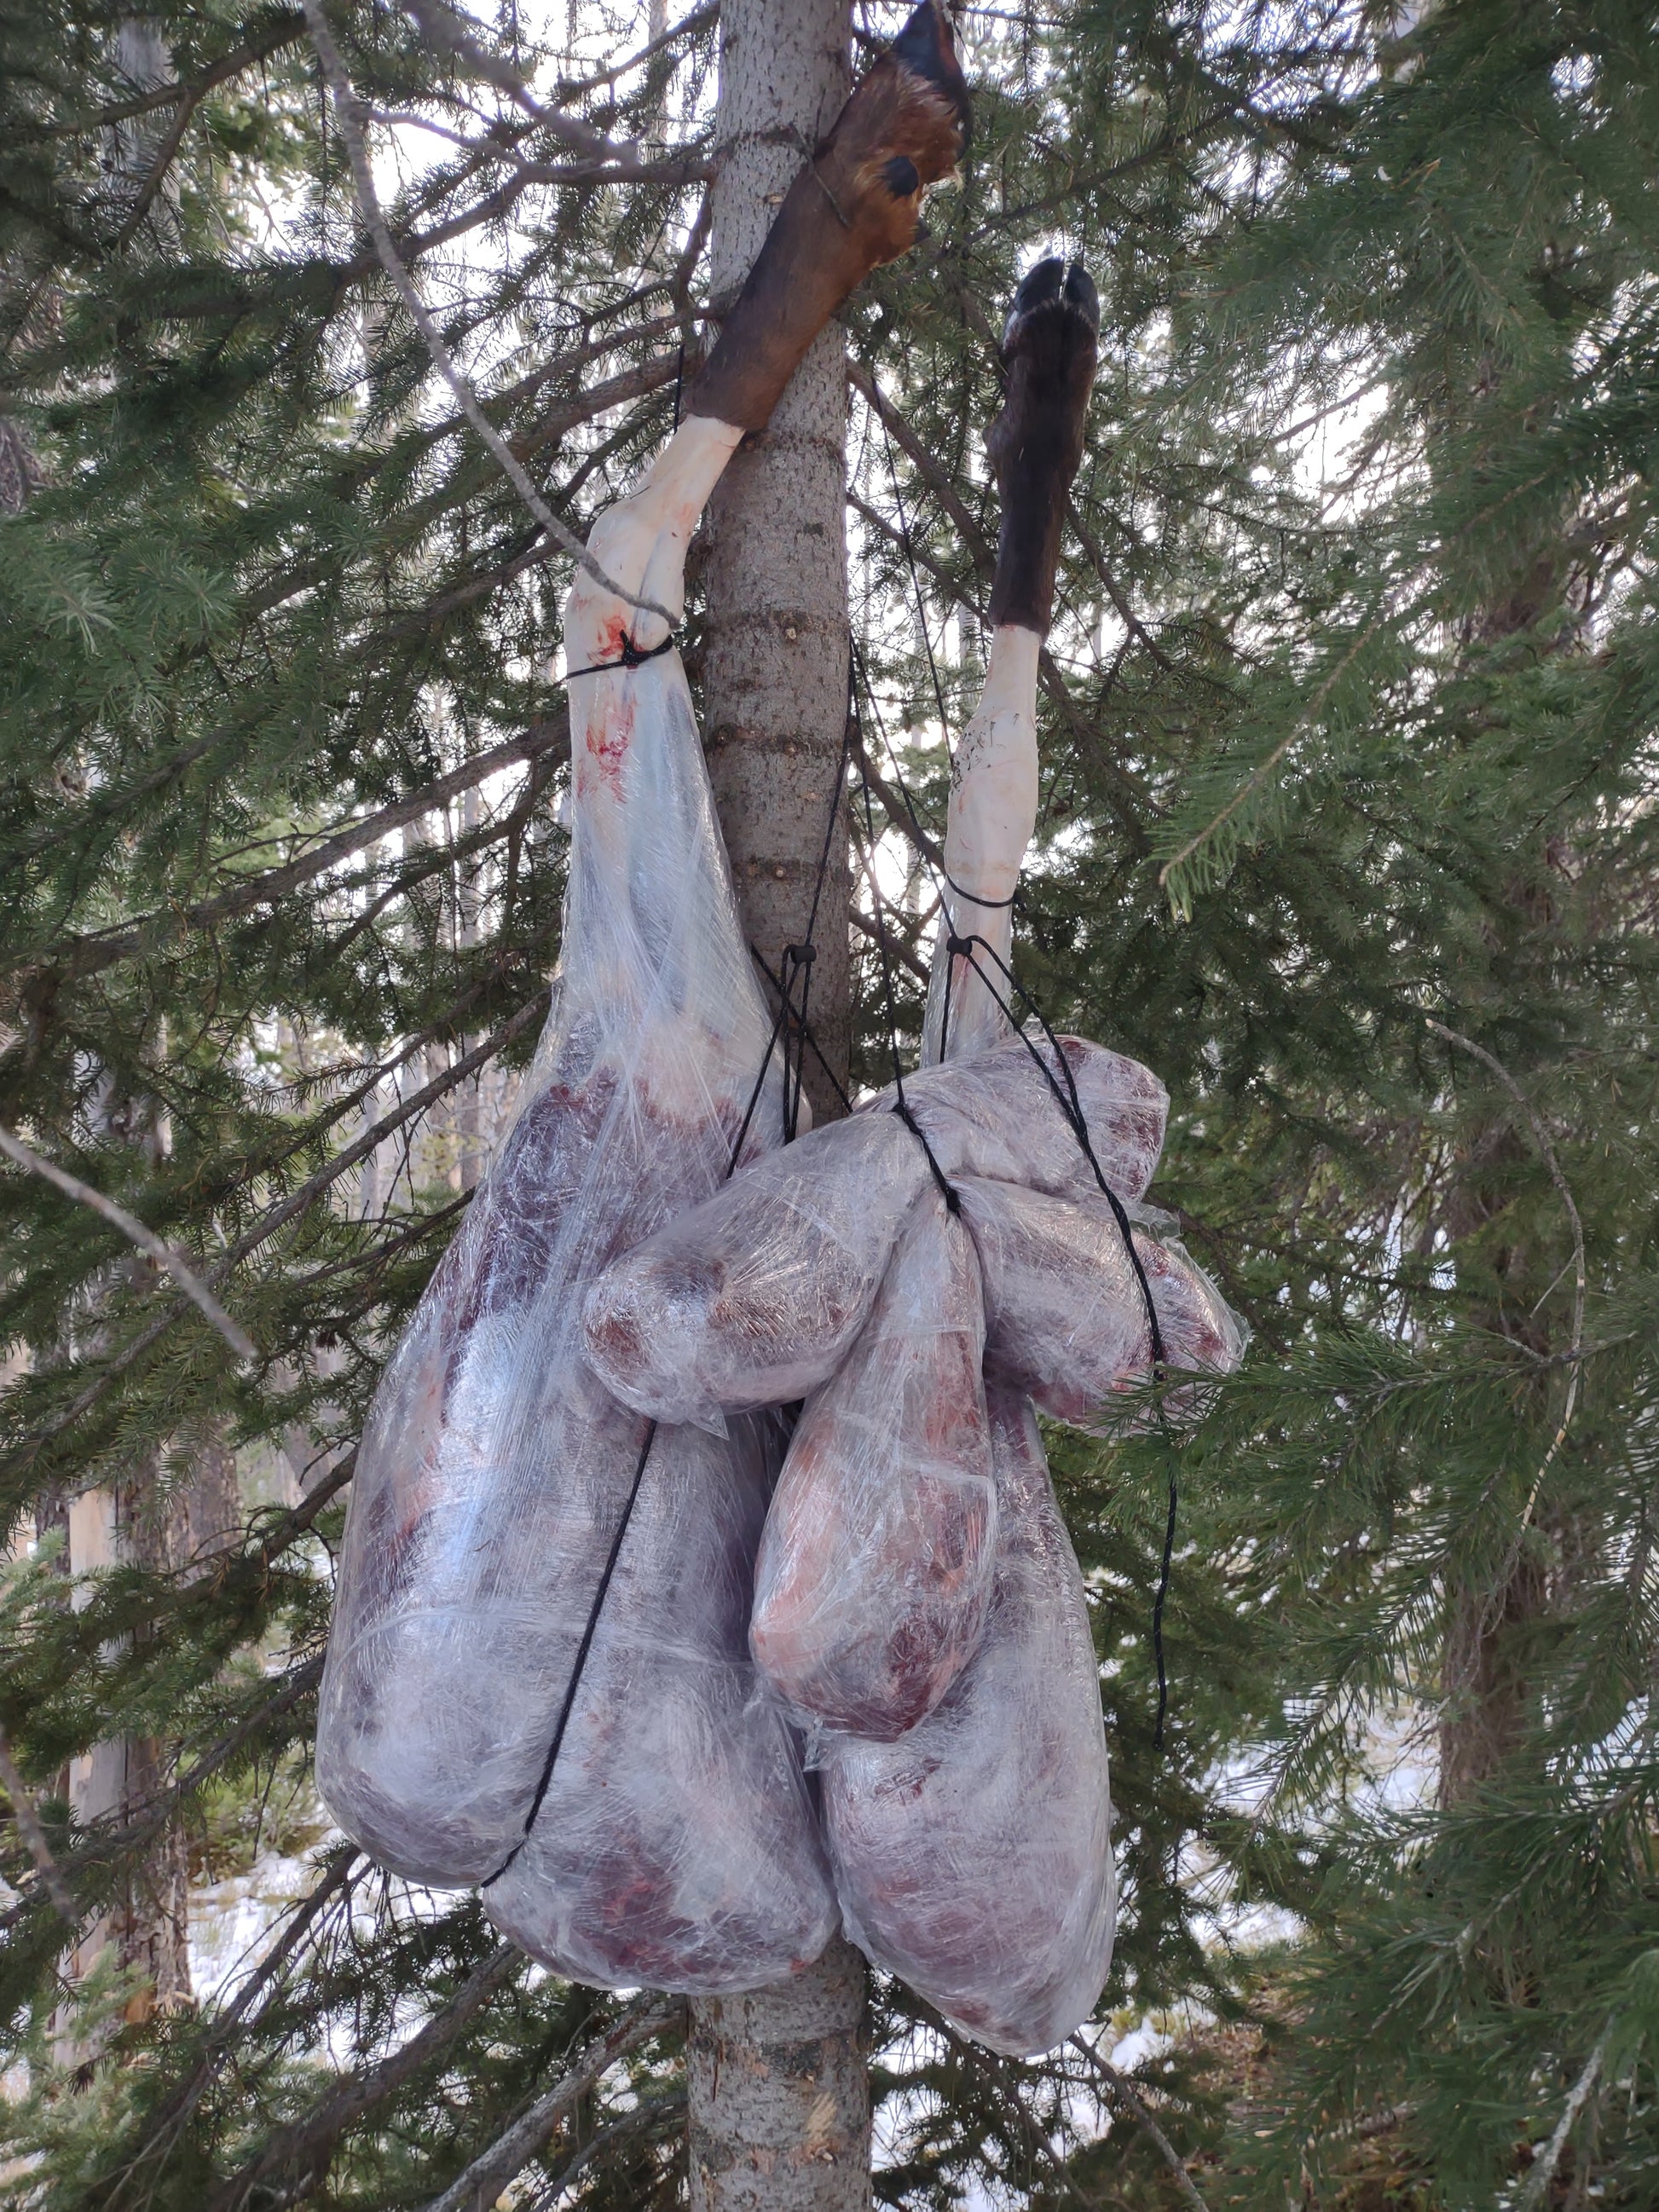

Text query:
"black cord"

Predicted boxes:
[[483, 1420, 657, 1887], [940, 927, 1181, 1748], [849, 684, 961, 1216], [562, 632, 678, 683], [872, 392, 958, 756]]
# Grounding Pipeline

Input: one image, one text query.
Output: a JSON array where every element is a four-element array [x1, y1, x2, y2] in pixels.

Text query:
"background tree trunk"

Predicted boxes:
[[689, 1, 869, 2205]]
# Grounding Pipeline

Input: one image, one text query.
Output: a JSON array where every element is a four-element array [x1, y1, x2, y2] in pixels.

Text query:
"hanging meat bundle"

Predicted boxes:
[[581, 1029, 1171, 1428], [319, 0, 1246, 2051], [318, 0, 971, 1992], [582, 257, 1243, 2052], [824, 1387, 1118, 2058]]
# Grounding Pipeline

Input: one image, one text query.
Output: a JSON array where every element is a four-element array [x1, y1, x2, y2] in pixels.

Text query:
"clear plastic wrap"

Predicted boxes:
[[821, 1386, 1116, 2058], [581, 1111, 920, 1429], [749, 1187, 995, 1740], [315, 630, 833, 1967], [483, 1410, 835, 1990], [581, 1031, 1169, 1429], [961, 1177, 1246, 1427]]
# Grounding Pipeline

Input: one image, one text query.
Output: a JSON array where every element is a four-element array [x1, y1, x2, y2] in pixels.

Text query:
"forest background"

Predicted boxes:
[[2, 0, 1658, 2206]]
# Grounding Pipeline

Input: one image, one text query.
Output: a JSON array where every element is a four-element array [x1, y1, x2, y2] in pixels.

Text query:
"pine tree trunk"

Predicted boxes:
[[700, 0, 854, 1128], [57, 18, 201, 2027], [688, 2, 870, 2205]]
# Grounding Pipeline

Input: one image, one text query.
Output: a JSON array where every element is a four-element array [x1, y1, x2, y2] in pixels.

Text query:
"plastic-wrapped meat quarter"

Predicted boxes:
[[315, 464, 837, 1988], [822, 1387, 1117, 2058]]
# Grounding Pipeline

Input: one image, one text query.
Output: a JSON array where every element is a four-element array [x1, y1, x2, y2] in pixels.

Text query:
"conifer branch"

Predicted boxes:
[[205, 1942, 519, 2212], [2, 987, 549, 1481], [416, 1994, 680, 2212], [0, 1719, 80, 1926], [847, 484, 1153, 840], [107, 1846, 365, 2206], [1068, 2035, 1215, 2212], [1155, 611, 1387, 894], [35, 712, 569, 990], [305, 0, 673, 625], [0, 1123, 256, 1361], [0, 1657, 327, 1949], [361, 106, 713, 187], [400, 0, 621, 151], [555, 2, 718, 100], [1425, 1019, 1587, 1516]]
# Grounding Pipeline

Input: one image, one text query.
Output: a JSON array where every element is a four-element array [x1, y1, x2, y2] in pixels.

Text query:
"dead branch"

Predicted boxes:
[[0, 1719, 80, 1926], [851, 904, 929, 985], [419, 1995, 681, 2212], [206, 1943, 519, 2212], [1068, 2035, 1215, 2212], [0, 1123, 256, 1361], [306, 0, 670, 621]]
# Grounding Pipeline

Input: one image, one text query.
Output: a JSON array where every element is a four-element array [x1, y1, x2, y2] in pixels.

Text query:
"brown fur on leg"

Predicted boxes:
[[688, 0, 969, 434]]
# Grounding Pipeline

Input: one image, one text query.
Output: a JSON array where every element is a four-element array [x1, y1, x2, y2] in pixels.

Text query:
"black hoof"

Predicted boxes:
[[1003, 257, 1101, 355], [892, 0, 972, 143], [985, 257, 1100, 634]]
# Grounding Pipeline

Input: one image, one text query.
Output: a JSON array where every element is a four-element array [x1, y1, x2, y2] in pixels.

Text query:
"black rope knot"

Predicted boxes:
[[563, 631, 678, 682]]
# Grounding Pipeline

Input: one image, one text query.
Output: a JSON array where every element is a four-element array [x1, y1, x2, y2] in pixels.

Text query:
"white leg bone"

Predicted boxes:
[[921, 622, 1041, 1065], [563, 413, 744, 668]]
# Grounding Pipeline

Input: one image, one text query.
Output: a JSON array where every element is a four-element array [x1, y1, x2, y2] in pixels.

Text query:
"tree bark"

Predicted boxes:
[[690, 2, 870, 2206], [700, 0, 854, 1129], [687, 1936, 871, 2211]]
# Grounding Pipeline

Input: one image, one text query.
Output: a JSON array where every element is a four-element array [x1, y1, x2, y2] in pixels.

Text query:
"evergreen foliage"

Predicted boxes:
[[2, 0, 1657, 2204]]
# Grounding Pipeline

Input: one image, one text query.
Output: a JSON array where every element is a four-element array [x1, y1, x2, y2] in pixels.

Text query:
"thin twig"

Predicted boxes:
[[402, 0, 616, 150], [522, 2088, 686, 2209], [1068, 2035, 1215, 2212], [105, 1847, 364, 2209], [1516, 2022, 1610, 2212], [304, 0, 672, 622], [0, 1720, 80, 1926], [0, 1123, 255, 1361], [361, 107, 712, 186], [1426, 1018, 1587, 1517], [558, 1, 718, 96], [419, 1995, 680, 2212]]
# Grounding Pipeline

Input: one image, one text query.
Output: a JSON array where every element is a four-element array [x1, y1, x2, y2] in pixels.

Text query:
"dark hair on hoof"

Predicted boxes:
[[986, 257, 1101, 633]]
